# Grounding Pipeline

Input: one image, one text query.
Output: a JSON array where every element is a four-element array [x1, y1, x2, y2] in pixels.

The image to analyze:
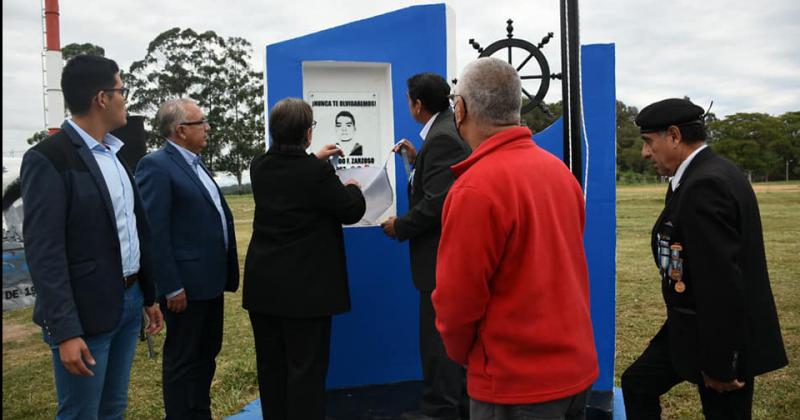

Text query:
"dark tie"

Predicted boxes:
[[665, 183, 674, 205]]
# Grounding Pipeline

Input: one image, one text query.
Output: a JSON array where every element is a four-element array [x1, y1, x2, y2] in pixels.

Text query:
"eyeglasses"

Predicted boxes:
[[179, 119, 210, 127], [104, 87, 130, 100], [311, 120, 317, 129]]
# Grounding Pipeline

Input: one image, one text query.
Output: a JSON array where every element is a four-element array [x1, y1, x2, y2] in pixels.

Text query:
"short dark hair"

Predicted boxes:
[[407, 72, 450, 114], [61, 55, 120, 115], [335, 110, 355, 126], [269, 98, 313, 150], [678, 122, 707, 143]]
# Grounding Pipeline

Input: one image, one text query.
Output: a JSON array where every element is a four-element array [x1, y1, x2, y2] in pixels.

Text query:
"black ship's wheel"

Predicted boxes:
[[468, 19, 561, 115]]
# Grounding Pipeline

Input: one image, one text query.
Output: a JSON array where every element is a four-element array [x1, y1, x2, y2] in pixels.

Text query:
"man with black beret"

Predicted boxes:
[[620, 98, 787, 419]]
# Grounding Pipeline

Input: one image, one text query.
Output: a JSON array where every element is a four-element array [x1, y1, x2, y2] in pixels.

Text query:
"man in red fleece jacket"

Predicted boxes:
[[432, 57, 599, 420]]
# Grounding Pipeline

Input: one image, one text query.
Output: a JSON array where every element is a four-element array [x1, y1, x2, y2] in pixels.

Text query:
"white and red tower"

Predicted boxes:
[[42, 0, 64, 135]]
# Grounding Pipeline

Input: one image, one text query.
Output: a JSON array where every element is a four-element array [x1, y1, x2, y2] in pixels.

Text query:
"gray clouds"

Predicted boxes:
[[3, 0, 798, 155]]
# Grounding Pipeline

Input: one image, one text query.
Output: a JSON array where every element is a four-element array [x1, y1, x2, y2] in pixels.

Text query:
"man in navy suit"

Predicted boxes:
[[136, 98, 239, 419], [21, 55, 164, 419]]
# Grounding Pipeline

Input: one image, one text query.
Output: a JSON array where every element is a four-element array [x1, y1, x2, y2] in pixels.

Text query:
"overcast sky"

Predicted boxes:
[[3, 0, 799, 156]]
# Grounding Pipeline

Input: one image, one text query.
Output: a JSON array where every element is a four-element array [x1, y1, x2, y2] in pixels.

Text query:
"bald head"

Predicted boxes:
[[455, 58, 521, 126]]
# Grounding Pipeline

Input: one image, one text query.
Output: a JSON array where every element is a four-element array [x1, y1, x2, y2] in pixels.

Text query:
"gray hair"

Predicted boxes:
[[455, 58, 521, 126], [156, 98, 197, 137]]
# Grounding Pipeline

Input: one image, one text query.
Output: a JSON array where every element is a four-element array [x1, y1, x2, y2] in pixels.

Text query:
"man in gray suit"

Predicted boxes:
[[381, 73, 471, 420]]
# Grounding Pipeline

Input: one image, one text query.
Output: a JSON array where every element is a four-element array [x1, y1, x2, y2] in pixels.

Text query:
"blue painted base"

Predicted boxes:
[[614, 386, 627, 420], [226, 399, 261, 420]]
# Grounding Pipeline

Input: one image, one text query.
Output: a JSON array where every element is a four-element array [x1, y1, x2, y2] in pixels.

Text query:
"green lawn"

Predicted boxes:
[[3, 183, 798, 419], [2, 195, 259, 420], [615, 182, 800, 419]]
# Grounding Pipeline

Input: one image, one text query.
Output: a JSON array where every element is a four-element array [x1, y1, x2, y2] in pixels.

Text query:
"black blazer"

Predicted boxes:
[[650, 147, 787, 382], [242, 149, 366, 317], [394, 109, 471, 291], [20, 121, 157, 344], [136, 142, 239, 300]]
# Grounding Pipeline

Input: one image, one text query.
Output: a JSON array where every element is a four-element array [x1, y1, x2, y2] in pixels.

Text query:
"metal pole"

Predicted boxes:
[[560, 0, 582, 186]]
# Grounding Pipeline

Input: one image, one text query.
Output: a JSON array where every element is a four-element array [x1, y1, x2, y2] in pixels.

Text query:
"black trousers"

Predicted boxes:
[[470, 389, 589, 420], [621, 328, 754, 420], [160, 295, 224, 420], [249, 312, 332, 420], [419, 291, 468, 419]]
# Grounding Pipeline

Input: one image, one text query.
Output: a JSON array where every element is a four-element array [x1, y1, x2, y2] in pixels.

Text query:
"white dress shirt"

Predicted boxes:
[[671, 144, 708, 191]]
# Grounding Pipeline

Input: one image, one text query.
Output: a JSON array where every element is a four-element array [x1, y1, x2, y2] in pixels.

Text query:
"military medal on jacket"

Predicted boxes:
[[669, 243, 685, 293], [657, 220, 686, 294]]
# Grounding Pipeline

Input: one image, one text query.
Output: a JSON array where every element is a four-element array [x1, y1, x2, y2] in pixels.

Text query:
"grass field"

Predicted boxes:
[[3, 182, 798, 419], [615, 182, 800, 419]]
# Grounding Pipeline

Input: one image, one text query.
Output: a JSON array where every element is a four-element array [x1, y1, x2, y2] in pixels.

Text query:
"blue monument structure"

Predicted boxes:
[[230, 3, 619, 419], [535, 43, 619, 417]]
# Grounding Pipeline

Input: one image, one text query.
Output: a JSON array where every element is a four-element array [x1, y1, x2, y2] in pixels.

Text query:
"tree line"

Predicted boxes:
[[26, 30, 799, 185], [27, 28, 264, 189], [522, 100, 799, 182]]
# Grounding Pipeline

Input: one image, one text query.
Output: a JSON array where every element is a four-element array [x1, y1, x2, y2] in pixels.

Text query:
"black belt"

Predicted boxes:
[[124, 273, 139, 289]]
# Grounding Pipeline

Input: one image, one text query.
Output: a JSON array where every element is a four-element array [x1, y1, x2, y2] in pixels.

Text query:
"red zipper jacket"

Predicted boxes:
[[433, 126, 599, 404]]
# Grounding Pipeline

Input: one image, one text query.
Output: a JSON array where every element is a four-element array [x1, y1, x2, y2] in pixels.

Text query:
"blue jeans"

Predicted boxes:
[[46, 284, 144, 420]]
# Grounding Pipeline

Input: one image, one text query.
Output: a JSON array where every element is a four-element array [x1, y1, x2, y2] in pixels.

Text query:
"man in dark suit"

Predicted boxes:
[[20, 55, 164, 419], [136, 98, 239, 419], [381, 73, 471, 420], [621, 98, 788, 419]]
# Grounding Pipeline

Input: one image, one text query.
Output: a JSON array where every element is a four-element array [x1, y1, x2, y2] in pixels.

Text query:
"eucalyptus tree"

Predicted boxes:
[[199, 36, 265, 185], [62, 43, 105, 60], [212, 37, 265, 189], [126, 28, 264, 176]]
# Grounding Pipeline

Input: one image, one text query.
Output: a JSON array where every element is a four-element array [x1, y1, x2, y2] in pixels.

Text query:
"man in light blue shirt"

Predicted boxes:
[[136, 98, 239, 419], [66, 119, 141, 278], [20, 55, 164, 419]]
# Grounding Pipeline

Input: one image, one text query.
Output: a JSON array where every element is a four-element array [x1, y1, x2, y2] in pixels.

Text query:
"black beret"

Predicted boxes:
[[635, 98, 705, 134]]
